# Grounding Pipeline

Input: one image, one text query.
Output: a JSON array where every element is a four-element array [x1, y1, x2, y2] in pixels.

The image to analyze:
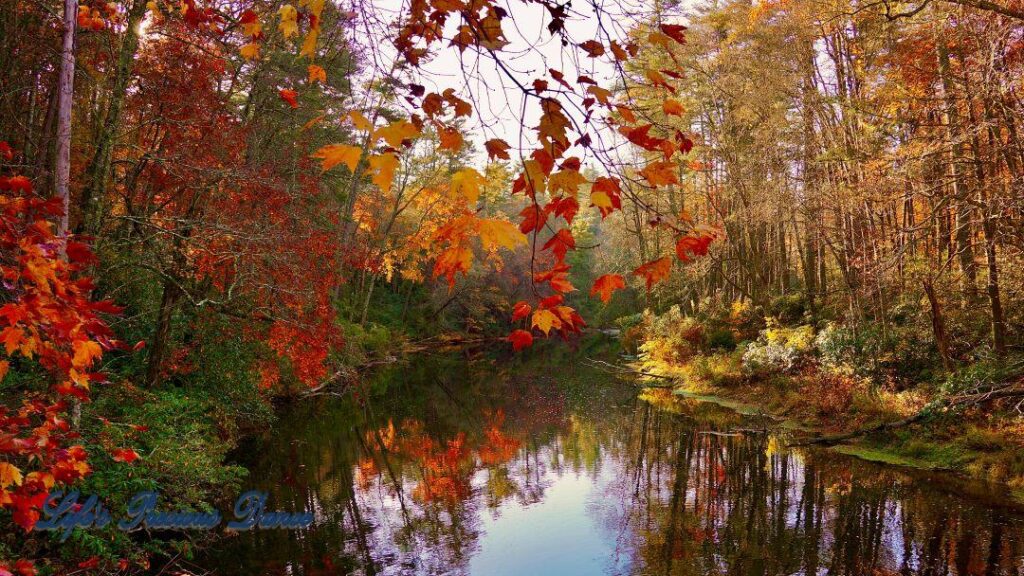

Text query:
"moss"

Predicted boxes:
[[830, 444, 949, 471]]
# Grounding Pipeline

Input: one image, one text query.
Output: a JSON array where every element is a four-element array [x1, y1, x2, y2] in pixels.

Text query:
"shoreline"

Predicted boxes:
[[631, 362, 1024, 505]]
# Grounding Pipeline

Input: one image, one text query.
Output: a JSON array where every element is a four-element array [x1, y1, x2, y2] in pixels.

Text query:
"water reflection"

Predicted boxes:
[[204, 353, 1024, 575]]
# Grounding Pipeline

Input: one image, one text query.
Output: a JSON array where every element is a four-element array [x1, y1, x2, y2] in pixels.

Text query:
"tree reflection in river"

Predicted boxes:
[[203, 353, 1024, 576]]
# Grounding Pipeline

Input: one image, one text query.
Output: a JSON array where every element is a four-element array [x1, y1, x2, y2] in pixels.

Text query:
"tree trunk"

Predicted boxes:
[[146, 278, 182, 386], [78, 0, 148, 234], [923, 279, 953, 371], [55, 0, 77, 238]]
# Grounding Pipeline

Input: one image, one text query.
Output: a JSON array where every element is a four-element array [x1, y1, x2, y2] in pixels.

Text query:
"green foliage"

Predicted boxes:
[[941, 355, 1024, 396], [741, 319, 815, 374], [704, 327, 737, 351]]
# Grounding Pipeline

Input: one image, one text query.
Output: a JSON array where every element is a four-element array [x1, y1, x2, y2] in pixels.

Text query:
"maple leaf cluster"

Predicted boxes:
[[0, 147, 136, 553]]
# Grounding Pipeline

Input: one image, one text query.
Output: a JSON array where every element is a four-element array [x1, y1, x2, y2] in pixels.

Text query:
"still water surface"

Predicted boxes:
[[203, 350, 1024, 575]]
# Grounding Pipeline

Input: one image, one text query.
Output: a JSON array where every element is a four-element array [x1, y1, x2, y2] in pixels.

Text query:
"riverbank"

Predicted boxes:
[[627, 350, 1024, 502]]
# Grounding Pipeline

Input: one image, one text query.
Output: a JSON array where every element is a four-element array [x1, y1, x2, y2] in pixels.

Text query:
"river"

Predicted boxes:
[[198, 346, 1024, 575]]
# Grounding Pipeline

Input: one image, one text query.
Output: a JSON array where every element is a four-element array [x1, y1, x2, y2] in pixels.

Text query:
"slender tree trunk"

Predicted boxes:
[[55, 0, 77, 238], [936, 36, 977, 301]]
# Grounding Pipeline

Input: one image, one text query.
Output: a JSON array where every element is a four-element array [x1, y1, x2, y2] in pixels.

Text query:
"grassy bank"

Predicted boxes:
[[622, 301, 1024, 497]]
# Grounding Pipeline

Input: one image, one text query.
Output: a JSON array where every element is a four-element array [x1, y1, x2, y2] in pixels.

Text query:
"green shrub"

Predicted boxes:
[[704, 327, 737, 351]]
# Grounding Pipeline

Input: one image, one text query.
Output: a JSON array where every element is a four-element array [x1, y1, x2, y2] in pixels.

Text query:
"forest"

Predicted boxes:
[[1, 0, 1024, 573]]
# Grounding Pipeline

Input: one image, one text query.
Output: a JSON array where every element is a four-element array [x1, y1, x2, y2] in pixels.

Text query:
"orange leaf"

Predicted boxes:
[[279, 88, 299, 108], [307, 64, 327, 84], [590, 274, 626, 303], [663, 99, 685, 116], [484, 138, 511, 160], [639, 160, 679, 187], [632, 257, 672, 290], [438, 126, 463, 151], [311, 144, 362, 172]]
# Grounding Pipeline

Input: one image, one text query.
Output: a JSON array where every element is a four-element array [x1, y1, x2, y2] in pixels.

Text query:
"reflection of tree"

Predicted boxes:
[[603, 392, 1024, 576], [203, 358, 1024, 576]]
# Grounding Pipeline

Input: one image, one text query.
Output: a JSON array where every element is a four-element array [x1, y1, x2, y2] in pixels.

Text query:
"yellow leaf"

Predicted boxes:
[[531, 309, 562, 335], [312, 144, 362, 172], [307, 64, 326, 84], [478, 218, 526, 251], [240, 42, 260, 60], [450, 168, 484, 204], [300, 0, 324, 19], [548, 169, 587, 197], [348, 110, 372, 132], [523, 160, 547, 196], [300, 28, 319, 58], [241, 19, 261, 37], [277, 4, 298, 38], [375, 119, 419, 148], [590, 190, 614, 210], [0, 462, 23, 489], [369, 153, 399, 191]]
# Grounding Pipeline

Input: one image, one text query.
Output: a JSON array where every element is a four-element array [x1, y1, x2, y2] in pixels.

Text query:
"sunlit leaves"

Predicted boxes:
[[376, 119, 419, 148], [348, 110, 373, 132], [591, 274, 626, 303], [548, 168, 587, 197], [531, 309, 561, 335], [433, 246, 473, 288], [478, 218, 526, 251], [0, 462, 22, 489], [450, 168, 484, 204], [511, 301, 531, 322], [639, 160, 679, 187], [368, 153, 399, 191], [518, 204, 547, 234], [110, 448, 140, 464], [676, 233, 715, 262], [438, 126, 463, 151], [590, 177, 622, 217], [240, 42, 260, 60], [277, 4, 298, 38], [312, 144, 361, 172]]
